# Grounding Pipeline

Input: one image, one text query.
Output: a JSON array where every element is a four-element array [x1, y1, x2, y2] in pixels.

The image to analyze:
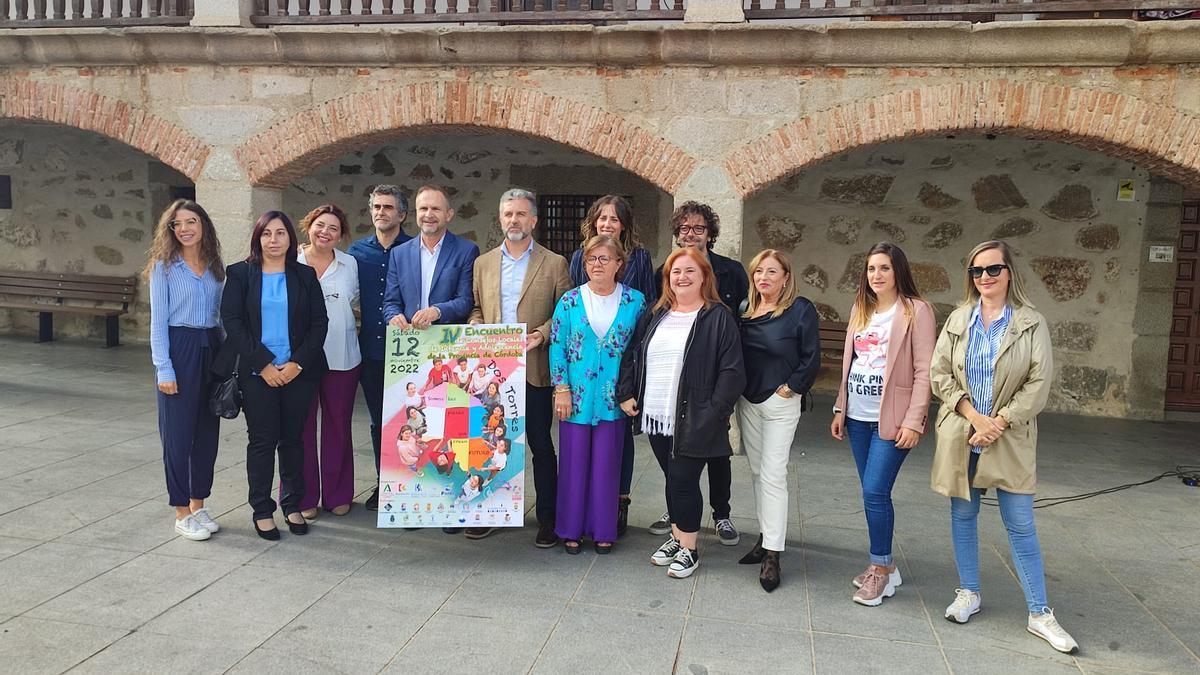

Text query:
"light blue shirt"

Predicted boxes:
[[500, 240, 534, 324], [965, 301, 1011, 454], [260, 272, 291, 366], [419, 234, 445, 310], [148, 258, 223, 384]]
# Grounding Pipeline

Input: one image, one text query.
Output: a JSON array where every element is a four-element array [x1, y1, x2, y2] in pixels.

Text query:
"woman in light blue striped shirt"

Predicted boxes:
[[144, 200, 225, 542]]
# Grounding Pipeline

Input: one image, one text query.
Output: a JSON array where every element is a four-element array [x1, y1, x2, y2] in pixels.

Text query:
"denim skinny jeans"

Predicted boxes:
[[846, 418, 910, 567], [950, 452, 1049, 614]]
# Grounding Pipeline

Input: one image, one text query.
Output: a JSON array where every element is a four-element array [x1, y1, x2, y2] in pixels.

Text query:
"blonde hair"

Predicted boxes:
[[962, 240, 1035, 309], [743, 249, 797, 319]]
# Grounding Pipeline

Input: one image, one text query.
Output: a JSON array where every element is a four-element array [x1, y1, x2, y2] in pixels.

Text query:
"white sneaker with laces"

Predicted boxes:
[[1028, 608, 1079, 654], [945, 588, 981, 623], [651, 537, 682, 566], [191, 508, 219, 533], [174, 514, 211, 541], [667, 547, 699, 579]]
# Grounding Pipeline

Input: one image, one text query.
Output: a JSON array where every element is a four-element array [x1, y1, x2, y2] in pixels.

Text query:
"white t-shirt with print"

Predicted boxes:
[[846, 303, 897, 423]]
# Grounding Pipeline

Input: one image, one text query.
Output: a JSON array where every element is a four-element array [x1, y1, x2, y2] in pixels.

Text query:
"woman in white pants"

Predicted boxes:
[[735, 249, 821, 592]]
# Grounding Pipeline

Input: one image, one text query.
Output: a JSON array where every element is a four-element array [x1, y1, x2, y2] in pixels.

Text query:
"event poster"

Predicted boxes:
[[378, 323, 526, 529]]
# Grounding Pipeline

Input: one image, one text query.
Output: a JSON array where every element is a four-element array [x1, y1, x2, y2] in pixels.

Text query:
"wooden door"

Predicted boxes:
[[1166, 201, 1200, 411]]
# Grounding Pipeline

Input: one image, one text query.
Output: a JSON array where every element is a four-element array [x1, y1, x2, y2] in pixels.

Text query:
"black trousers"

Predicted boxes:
[[359, 357, 385, 475], [241, 373, 318, 520], [157, 327, 220, 507], [647, 434, 711, 534], [648, 433, 732, 528], [526, 383, 557, 525]]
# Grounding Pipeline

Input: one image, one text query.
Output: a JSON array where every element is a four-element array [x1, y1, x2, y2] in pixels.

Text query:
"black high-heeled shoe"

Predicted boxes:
[[760, 551, 781, 593], [254, 518, 280, 541], [739, 533, 766, 565], [616, 497, 631, 538], [285, 513, 309, 536]]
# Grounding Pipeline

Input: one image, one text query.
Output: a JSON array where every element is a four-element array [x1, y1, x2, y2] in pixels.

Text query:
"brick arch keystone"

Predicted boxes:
[[725, 81, 1200, 198], [235, 81, 697, 194], [0, 79, 209, 181]]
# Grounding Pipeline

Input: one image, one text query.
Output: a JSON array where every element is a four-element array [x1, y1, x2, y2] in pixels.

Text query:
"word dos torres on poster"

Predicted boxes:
[[379, 323, 527, 529]]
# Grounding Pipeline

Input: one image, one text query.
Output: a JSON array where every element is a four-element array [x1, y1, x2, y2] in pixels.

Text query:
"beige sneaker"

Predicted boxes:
[[853, 566, 898, 606], [853, 564, 901, 590], [1028, 609, 1079, 654]]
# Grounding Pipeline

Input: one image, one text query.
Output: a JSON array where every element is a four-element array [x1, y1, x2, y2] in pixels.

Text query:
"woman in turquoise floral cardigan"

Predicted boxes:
[[550, 235, 646, 554]]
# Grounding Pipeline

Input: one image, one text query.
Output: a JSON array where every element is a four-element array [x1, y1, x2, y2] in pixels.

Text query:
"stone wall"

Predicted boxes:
[[279, 133, 670, 259], [0, 122, 192, 341], [745, 135, 1158, 417]]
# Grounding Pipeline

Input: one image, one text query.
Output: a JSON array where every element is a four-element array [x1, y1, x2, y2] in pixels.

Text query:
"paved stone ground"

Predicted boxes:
[[0, 335, 1197, 674]]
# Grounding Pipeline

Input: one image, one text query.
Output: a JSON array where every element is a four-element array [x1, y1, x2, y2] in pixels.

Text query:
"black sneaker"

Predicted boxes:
[[617, 497, 631, 538], [364, 487, 379, 512], [647, 512, 671, 536], [715, 518, 740, 546], [465, 527, 495, 540], [442, 527, 463, 534], [668, 547, 700, 579], [535, 522, 559, 548]]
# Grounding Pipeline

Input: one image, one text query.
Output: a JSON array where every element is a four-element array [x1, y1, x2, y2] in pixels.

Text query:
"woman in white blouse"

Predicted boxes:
[[296, 204, 361, 518]]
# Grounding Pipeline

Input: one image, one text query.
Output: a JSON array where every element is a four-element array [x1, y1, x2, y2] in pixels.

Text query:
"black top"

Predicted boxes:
[[739, 298, 822, 404], [655, 250, 748, 314], [213, 261, 329, 381], [617, 302, 746, 459]]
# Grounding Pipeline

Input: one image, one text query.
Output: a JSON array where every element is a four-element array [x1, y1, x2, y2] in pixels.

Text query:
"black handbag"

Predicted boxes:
[[209, 355, 242, 419]]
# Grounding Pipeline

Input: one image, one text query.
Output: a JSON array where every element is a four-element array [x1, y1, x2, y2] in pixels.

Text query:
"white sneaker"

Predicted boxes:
[[191, 508, 220, 533], [945, 588, 981, 623], [651, 537, 682, 566], [667, 547, 699, 579], [174, 515, 211, 541], [1028, 608, 1079, 654]]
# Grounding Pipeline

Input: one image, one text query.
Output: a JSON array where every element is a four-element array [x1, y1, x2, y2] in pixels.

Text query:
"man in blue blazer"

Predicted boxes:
[[384, 185, 480, 329]]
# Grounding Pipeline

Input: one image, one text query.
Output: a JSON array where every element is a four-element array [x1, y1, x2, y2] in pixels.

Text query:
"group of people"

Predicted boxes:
[[147, 184, 1078, 655]]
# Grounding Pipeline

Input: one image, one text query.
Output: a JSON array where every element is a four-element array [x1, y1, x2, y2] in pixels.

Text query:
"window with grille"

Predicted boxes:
[[536, 194, 598, 258]]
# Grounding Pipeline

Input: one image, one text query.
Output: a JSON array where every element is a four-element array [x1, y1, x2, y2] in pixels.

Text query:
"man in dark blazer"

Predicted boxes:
[[384, 185, 480, 329]]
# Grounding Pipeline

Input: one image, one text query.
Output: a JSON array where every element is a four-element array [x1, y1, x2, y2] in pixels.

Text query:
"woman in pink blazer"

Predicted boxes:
[[830, 243, 936, 607]]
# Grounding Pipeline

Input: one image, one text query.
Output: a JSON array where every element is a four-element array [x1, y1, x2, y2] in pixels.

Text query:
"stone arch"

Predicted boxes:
[[0, 79, 209, 180], [235, 81, 697, 194], [724, 81, 1200, 197]]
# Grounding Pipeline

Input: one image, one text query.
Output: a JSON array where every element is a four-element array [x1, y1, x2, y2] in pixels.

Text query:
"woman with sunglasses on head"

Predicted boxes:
[[215, 211, 328, 541], [930, 240, 1078, 654], [145, 200, 226, 542], [830, 243, 936, 606], [568, 196, 656, 538]]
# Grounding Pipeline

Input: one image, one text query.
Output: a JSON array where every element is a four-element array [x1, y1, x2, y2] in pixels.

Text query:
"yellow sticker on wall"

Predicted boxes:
[[1117, 179, 1136, 202]]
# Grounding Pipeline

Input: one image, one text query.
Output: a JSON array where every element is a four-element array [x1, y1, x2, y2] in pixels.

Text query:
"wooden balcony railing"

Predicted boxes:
[[0, 0, 192, 27], [250, 0, 685, 24]]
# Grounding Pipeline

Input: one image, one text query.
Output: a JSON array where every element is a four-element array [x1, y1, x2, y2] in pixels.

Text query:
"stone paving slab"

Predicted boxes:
[[0, 337, 1198, 673]]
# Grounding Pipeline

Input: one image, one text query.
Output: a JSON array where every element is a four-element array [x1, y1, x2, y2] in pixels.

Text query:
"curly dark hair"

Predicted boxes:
[[669, 200, 720, 249]]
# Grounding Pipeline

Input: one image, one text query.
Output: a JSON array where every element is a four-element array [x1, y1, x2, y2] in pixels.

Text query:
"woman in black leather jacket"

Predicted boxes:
[[618, 247, 745, 579]]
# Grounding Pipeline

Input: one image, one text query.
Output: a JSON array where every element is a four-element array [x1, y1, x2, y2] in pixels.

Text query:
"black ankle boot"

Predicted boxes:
[[739, 533, 766, 565], [617, 497, 631, 538], [760, 551, 781, 592]]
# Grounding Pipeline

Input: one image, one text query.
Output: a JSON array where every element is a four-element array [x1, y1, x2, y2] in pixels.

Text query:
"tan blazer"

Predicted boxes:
[[929, 304, 1053, 500], [834, 298, 937, 441], [469, 243, 572, 388]]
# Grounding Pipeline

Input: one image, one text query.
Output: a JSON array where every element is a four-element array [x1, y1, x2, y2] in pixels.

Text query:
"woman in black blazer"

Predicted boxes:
[[217, 211, 328, 540]]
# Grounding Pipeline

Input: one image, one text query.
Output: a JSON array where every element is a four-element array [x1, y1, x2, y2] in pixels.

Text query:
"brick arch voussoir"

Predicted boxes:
[[725, 81, 1200, 198], [235, 81, 697, 194], [0, 79, 210, 181]]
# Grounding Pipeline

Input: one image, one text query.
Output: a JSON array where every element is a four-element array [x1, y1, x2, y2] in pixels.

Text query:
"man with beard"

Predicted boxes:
[[466, 188, 572, 545]]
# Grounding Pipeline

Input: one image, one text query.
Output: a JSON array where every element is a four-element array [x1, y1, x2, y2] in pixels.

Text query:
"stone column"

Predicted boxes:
[[684, 0, 745, 23], [1128, 176, 1183, 420], [195, 149, 282, 259], [191, 0, 256, 27]]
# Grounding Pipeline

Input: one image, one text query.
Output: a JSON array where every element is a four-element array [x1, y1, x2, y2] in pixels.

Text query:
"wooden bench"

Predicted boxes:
[[819, 321, 848, 369], [0, 270, 137, 347]]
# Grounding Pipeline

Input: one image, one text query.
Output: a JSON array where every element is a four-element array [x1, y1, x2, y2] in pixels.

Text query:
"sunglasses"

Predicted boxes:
[[968, 264, 1009, 279]]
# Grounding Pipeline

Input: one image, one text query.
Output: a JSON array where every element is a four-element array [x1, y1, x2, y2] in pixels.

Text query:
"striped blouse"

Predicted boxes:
[[964, 302, 1012, 454], [149, 258, 223, 384]]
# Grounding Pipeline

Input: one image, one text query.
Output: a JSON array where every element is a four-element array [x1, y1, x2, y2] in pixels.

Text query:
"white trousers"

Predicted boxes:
[[736, 393, 803, 552]]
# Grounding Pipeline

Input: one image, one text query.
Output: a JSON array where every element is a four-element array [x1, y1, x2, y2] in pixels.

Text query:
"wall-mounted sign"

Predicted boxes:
[[1149, 246, 1174, 263], [1117, 179, 1136, 202]]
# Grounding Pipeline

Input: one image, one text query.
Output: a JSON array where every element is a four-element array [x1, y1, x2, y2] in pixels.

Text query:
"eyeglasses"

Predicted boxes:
[[677, 226, 708, 236], [168, 218, 200, 231], [584, 255, 616, 265], [968, 264, 1009, 279]]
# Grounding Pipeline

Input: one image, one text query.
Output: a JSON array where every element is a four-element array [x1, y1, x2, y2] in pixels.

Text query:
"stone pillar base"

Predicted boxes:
[[191, 0, 256, 27], [684, 0, 746, 23]]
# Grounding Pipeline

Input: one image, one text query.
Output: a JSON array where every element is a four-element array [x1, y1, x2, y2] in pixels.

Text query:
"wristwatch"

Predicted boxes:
[[832, 406, 843, 414]]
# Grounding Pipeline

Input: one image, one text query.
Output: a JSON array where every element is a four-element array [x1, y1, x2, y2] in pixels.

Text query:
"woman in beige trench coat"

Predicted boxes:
[[929, 240, 1079, 655]]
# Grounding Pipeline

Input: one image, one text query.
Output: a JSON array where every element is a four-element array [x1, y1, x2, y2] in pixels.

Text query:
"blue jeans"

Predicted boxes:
[[950, 452, 1049, 614], [846, 418, 910, 567]]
